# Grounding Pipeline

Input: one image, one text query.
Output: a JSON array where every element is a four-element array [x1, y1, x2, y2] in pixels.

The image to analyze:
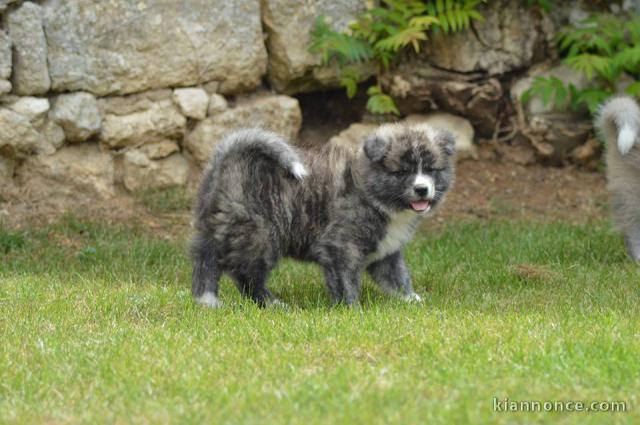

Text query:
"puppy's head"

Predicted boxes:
[[360, 123, 455, 213]]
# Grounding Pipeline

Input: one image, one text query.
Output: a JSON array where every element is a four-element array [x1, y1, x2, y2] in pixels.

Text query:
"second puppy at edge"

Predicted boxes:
[[191, 124, 456, 307]]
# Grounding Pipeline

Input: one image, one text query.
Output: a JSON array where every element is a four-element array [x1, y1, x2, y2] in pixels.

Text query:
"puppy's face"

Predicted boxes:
[[361, 123, 455, 213]]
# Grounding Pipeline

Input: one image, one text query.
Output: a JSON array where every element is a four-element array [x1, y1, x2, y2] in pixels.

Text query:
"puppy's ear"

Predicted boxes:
[[437, 130, 456, 157], [363, 133, 391, 162]]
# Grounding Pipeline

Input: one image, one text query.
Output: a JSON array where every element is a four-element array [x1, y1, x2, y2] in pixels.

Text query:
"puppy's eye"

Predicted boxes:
[[392, 169, 410, 176]]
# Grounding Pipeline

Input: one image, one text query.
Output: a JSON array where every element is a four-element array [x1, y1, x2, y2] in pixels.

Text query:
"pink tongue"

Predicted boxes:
[[410, 200, 430, 212]]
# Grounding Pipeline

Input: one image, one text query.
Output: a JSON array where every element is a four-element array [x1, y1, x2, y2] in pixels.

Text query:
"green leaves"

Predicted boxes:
[[522, 12, 640, 116], [340, 69, 360, 98], [564, 54, 613, 81], [309, 16, 373, 65], [625, 81, 640, 97], [367, 86, 401, 115], [309, 0, 486, 115], [613, 45, 640, 73], [425, 0, 484, 34], [375, 26, 429, 53], [521, 76, 570, 109], [572, 88, 613, 114]]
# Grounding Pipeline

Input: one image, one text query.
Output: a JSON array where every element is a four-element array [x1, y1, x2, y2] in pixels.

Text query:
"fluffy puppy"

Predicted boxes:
[[191, 124, 455, 307], [596, 95, 640, 260]]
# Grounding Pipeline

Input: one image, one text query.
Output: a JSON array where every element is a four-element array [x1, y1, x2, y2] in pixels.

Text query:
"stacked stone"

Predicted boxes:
[[0, 0, 303, 199]]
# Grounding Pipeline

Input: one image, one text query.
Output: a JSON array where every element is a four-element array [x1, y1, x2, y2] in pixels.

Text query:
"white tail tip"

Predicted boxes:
[[618, 125, 637, 156], [291, 162, 309, 180]]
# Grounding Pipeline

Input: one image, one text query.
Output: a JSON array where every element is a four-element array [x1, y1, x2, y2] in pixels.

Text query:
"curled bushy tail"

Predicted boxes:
[[211, 128, 308, 179], [195, 128, 308, 220], [596, 96, 640, 156]]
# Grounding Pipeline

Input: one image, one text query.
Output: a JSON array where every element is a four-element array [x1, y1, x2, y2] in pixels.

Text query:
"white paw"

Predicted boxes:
[[291, 162, 309, 180], [618, 125, 637, 156], [267, 298, 290, 308], [196, 292, 222, 308], [404, 292, 423, 303]]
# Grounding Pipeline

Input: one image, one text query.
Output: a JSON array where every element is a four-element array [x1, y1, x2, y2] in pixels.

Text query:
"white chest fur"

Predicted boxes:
[[368, 210, 420, 264]]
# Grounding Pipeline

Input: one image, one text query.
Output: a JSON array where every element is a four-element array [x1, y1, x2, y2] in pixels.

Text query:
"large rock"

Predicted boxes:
[[137, 140, 179, 160], [43, 0, 267, 96], [0, 155, 16, 180], [262, 0, 374, 93], [121, 150, 190, 192], [511, 64, 590, 116], [0, 30, 11, 95], [511, 64, 592, 164], [7, 97, 50, 124], [173, 88, 209, 120], [426, 0, 552, 75], [0, 80, 10, 95], [0, 108, 43, 157], [185, 94, 302, 164], [207, 93, 228, 116], [41, 120, 66, 150], [383, 65, 503, 138], [19, 144, 115, 199], [98, 89, 172, 116], [50, 92, 102, 143], [100, 99, 186, 149], [328, 122, 376, 150], [5, 2, 51, 95]]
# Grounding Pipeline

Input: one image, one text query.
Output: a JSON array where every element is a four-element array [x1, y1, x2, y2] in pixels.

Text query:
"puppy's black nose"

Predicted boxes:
[[414, 186, 429, 197]]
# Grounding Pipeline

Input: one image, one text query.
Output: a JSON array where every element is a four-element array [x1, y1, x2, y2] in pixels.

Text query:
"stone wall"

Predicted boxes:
[[0, 0, 636, 201], [0, 0, 310, 199]]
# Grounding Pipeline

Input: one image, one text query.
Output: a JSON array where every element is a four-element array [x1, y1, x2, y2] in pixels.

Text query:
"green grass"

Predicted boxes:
[[136, 187, 193, 214], [1, 216, 639, 424]]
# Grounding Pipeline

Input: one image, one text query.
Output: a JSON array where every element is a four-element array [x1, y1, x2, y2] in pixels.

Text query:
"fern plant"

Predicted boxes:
[[521, 13, 640, 114], [309, 0, 486, 115]]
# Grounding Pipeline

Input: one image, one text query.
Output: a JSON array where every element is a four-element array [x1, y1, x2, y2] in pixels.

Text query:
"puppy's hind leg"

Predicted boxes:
[[367, 252, 422, 302], [230, 261, 283, 307], [623, 227, 640, 261], [612, 193, 640, 261], [191, 235, 222, 308]]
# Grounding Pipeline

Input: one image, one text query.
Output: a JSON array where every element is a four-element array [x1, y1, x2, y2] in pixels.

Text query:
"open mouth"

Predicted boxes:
[[409, 200, 431, 212]]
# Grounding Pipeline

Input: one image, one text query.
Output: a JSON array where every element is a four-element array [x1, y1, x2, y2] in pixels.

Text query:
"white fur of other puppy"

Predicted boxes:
[[596, 96, 640, 260]]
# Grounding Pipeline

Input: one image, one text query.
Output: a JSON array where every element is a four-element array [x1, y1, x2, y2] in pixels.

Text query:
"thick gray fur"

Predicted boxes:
[[191, 124, 456, 307], [596, 96, 640, 260]]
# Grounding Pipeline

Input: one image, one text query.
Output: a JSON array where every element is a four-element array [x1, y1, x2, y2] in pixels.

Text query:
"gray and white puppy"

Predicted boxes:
[[191, 124, 455, 307], [596, 95, 640, 260]]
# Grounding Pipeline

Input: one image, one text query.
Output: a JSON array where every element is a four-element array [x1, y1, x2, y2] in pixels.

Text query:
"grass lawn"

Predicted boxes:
[[1, 215, 639, 424]]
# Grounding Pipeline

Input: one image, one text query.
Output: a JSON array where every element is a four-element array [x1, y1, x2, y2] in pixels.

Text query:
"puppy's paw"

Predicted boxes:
[[267, 298, 290, 309], [291, 162, 309, 180], [403, 292, 423, 303], [195, 292, 222, 308]]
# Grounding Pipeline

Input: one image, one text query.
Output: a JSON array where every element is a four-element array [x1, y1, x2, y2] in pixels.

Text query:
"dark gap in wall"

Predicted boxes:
[[295, 83, 370, 149]]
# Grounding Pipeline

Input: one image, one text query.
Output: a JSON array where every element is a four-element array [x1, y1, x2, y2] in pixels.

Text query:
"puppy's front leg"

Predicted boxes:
[[367, 252, 422, 302]]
